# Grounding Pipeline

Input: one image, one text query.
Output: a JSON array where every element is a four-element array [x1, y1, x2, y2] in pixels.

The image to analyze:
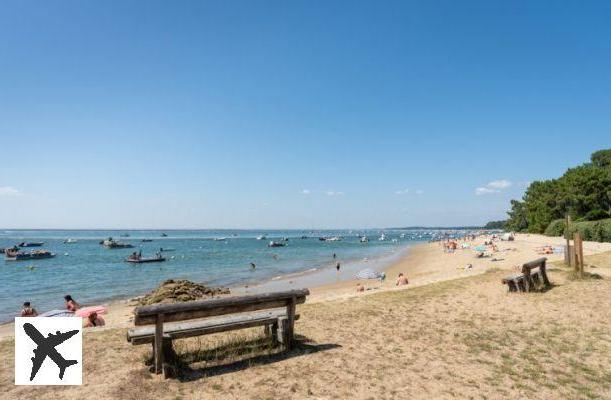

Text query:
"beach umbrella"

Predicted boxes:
[[356, 268, 382, 280]]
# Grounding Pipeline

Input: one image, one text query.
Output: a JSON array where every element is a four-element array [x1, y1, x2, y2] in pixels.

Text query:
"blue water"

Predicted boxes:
[[0, 229, 438, 322]]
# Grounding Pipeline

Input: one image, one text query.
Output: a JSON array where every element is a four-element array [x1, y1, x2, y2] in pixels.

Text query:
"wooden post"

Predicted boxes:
[[154, 314, 164, 374], [574, 232, 584, 278], [565, 214, 572, 267]]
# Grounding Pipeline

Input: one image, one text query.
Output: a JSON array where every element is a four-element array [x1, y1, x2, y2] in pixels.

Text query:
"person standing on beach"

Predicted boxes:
[[336, 262, 340, 272]]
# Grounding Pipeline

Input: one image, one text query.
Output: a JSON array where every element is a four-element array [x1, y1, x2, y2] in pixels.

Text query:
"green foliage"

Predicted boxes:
[[484, 220, 506, 229], [545, 218, 611, 243], [581, 209, 610, 221], [544, 219, 566, 237], [591, 149, 611, 168], [506, 148, 611, 239]]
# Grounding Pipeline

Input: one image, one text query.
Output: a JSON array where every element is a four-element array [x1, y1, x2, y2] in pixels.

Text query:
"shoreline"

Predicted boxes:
[[2, 233, 611, 339]]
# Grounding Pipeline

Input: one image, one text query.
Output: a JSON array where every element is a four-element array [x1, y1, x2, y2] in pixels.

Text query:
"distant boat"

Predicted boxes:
[[256, 235, 267, 240], [268, 241, 286, 248], [400, 233, 406, 238], [120, 233, 130, 237], [18, 242, 44, 247], [102, 238, 134, 249], [214, 237, 227, 241], [319, 236, 342, 242], [300, 235, 308, 239], [160, 233, 168, 237], [5, 249, 55, 261], [378, 234, 387, 241], [63, 238, 78, 244], [141, 239, 153, 242], [360, 236, 369, 243], [125, 253, 165, 264]]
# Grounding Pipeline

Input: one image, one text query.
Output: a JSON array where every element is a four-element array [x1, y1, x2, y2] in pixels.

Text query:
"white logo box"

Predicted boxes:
[[14, 317, 82, 385]]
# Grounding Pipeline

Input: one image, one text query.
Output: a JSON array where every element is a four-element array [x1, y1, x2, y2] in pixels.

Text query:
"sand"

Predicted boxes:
[[2, 233, 611, 399]]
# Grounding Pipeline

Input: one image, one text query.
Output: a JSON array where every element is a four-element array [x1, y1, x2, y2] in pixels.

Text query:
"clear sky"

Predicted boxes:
[[0, 1, 610, 229]]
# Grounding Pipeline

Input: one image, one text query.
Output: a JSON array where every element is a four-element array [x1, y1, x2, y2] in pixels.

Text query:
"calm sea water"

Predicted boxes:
[[0, 229, 439, 322]]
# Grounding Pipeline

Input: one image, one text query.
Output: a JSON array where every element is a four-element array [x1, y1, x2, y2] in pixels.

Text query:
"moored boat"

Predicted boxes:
[[63, 238, 78, 244], [18, 242, 44, 247], [102, 237, 134, 249], [125, 252, 165, 263], [268, 241, 286, 247], [5, 249, 55, 261]]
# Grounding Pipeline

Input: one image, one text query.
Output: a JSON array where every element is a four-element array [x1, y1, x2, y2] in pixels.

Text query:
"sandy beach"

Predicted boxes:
[[2, 233, 611, 399]]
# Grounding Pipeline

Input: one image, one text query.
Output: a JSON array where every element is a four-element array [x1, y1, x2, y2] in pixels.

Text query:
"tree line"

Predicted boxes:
[[502, 149, 611, 235]]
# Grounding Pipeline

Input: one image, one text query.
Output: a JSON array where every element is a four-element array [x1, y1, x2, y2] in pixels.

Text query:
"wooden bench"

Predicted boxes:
[[127, 288, 309, 377], [502, 257, 551, 293]]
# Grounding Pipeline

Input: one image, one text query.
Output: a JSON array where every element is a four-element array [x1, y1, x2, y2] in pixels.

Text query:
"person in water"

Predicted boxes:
[[83, 312, 105, 328], [396, 273, 409, 286], [336, 262, 341, 272], [21, 301, 38, 317], [250, 262, 256, 270], [64, 295, 80, 311]]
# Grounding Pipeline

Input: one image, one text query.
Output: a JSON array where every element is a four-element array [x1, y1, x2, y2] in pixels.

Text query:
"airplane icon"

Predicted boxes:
[[23, 323, 79, 381]]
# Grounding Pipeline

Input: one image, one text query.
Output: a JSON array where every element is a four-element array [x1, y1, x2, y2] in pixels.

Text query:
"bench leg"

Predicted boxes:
[[162, 336, 178, 379], [271, 321, 279, 344], [154, 314, 164, 374]]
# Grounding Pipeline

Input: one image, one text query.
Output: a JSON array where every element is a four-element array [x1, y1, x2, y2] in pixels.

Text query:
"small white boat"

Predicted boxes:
[[256, 235, 267, 240], [378, 234, 387, 241], [326, 236, 342, 242], [214, 237, 227, 241], [63, 238, 78, 244], [360, 236, 369, 243], [268, 241, 286, 248]]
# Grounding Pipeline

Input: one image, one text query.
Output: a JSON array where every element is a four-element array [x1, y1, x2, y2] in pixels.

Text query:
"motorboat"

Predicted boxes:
[[256, 235, 267, 240], [63, 238, 78, 244], [360, 236, 369, 243], [378, 234, 387, 241], [102, 237, 134, 249], [141, 239, 153, 242], [18, 242, 44, 247], [5, 248, 55, 261], [160, 233, 168, 237], [268, 241, 286, 248], [214, 237, 227, 241], [125, 252, 165, 263]]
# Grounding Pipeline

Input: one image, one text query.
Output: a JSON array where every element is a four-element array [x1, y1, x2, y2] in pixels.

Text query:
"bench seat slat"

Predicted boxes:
[[128, 309, 298, 345]]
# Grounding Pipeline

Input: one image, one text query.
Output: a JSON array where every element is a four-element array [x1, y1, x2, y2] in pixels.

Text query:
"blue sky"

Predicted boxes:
[[0, 1, 610, 229]]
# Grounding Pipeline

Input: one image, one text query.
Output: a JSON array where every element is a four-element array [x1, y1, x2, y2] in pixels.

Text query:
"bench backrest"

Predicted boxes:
[[521, 257, 546, 275], [133, 288, 309, 326]]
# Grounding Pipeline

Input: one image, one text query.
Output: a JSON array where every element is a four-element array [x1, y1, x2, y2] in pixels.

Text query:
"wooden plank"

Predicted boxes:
[[128, 311, 300, 345], [134, 289, 309, 325], [154, 314, 164, 374]]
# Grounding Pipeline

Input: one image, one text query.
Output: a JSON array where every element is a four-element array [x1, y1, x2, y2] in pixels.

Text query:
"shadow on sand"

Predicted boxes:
[[172, 335, 340, 382]]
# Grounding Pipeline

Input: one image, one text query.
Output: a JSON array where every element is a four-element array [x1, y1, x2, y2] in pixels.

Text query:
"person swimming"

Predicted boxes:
[[21, 301, 38, 317], [83, 312, 105, 328], [250, 262, 256, 270], [64, 295, 80, 311]]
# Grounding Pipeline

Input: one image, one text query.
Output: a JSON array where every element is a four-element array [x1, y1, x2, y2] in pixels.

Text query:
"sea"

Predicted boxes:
[[0, 229, 447, 323]]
